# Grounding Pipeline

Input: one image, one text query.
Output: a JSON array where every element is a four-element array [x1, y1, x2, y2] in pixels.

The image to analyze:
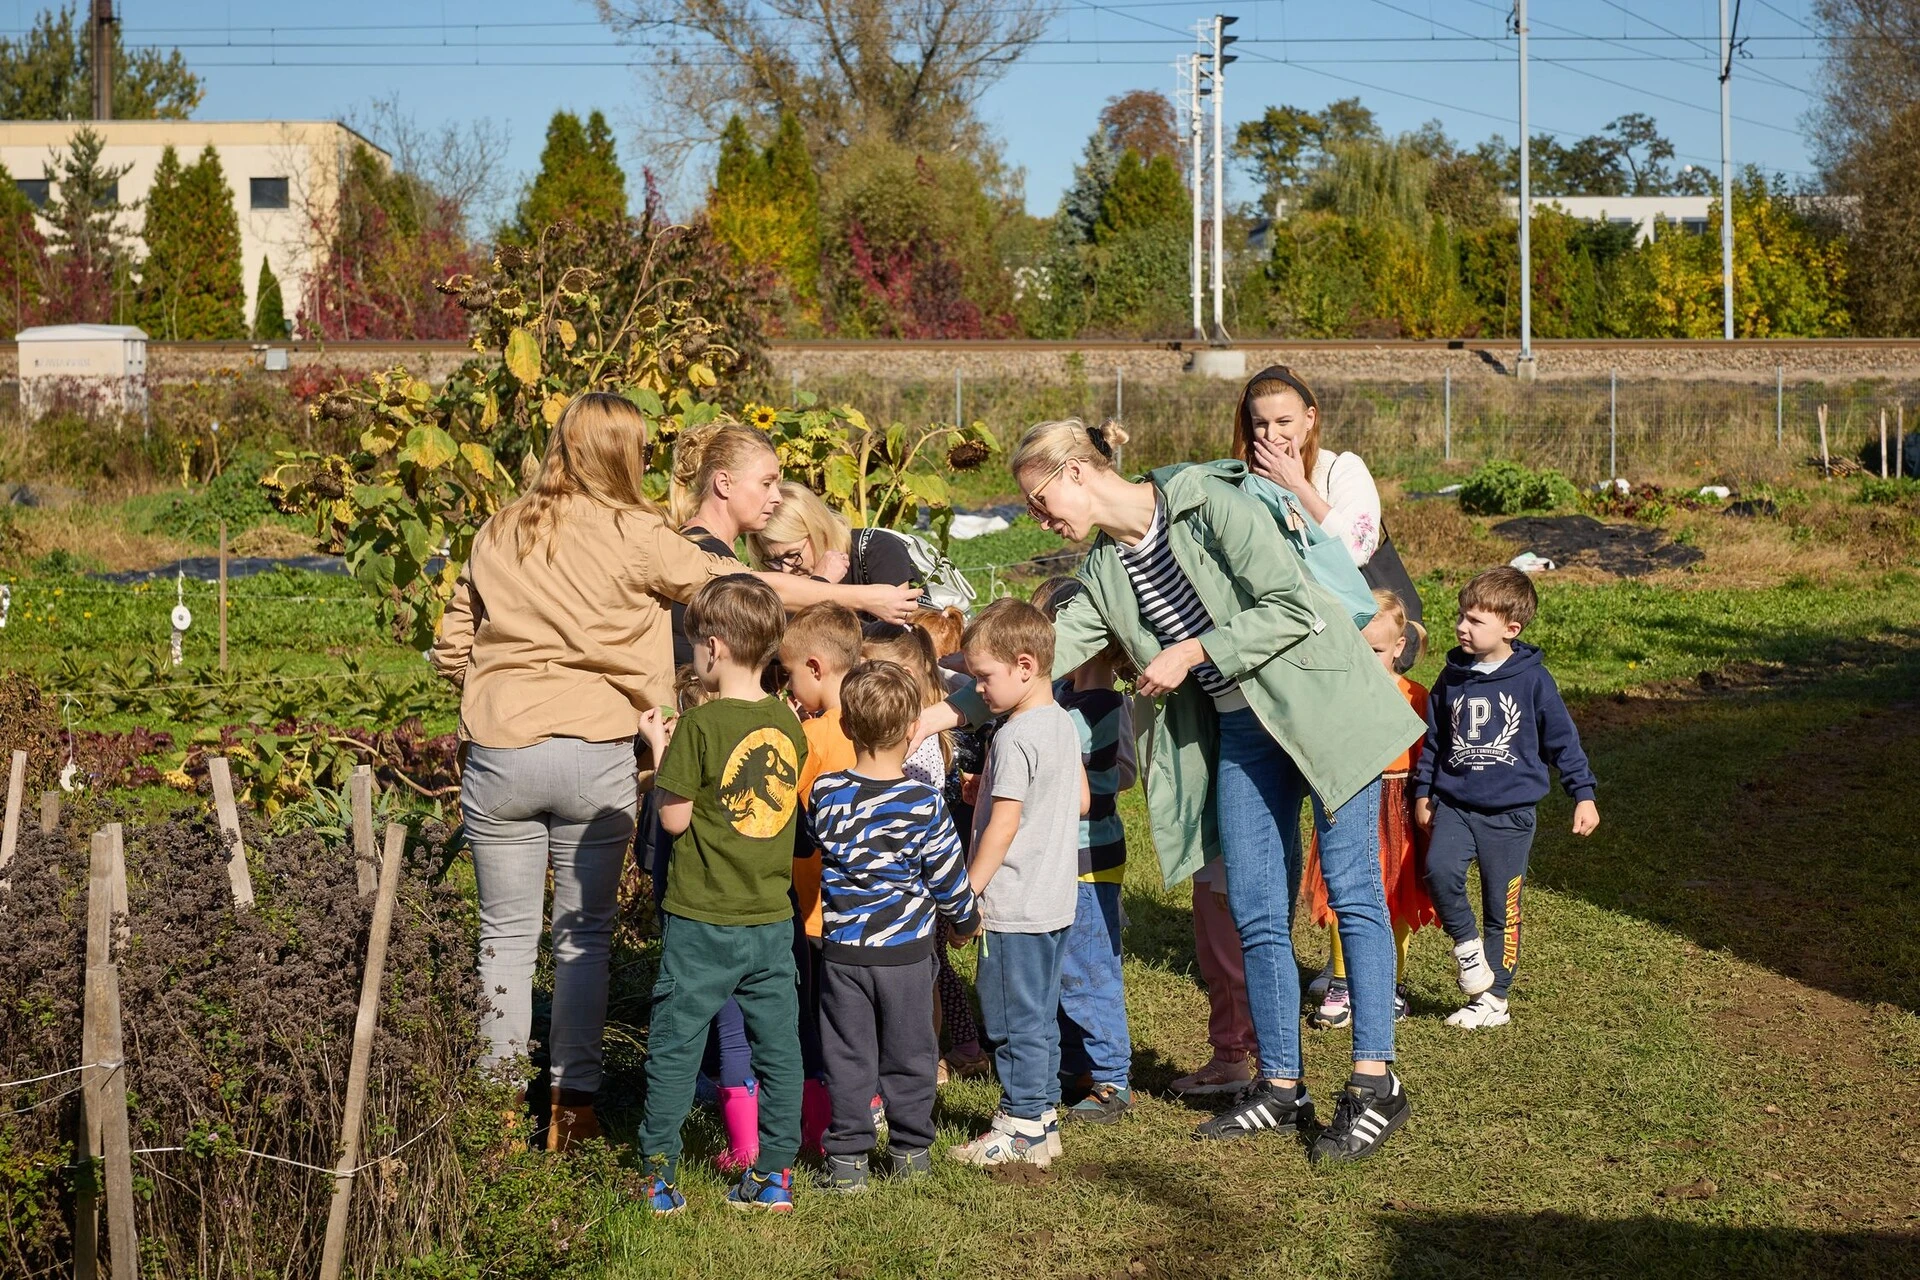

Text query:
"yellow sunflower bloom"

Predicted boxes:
[[749, 406, 779, 430]]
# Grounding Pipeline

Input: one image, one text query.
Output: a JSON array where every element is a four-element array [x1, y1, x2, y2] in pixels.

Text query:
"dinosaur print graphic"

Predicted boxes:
[[717, 728, 800, 838]]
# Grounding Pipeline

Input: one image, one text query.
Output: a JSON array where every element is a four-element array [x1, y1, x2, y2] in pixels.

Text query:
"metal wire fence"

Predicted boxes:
[[805, 370, 1919, 484]]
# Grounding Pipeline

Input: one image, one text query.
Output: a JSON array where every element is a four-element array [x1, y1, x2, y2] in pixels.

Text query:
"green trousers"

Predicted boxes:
[[639, 912, 801, 1178]]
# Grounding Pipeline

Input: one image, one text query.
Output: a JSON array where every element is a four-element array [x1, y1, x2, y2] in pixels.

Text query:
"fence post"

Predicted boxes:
[[0, 749, 24, 874], [318, 822, 407, 1280], [1776, 364, 1784, 449], [1899, 404, 1907, 480], [1609, 368, 1618, 482], [1818, 403, 1831, 477], [207, 758, 254, 909], [1881, 408, 1890, 479], [350, 765, 377, 898], [39, 791, 59, 834], [217, 521, 228, 672], [1443, 366, 1452, 462]]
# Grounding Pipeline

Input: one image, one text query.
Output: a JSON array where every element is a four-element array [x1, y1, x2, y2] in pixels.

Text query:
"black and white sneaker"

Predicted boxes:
[[1192, 1078, 1313, 1141], [1308, 1070, 1410, 1165]]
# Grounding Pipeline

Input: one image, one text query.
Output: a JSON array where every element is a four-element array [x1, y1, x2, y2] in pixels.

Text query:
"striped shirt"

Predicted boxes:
[[807, 771, 980, 964], [1114, 501, 1243, 705]]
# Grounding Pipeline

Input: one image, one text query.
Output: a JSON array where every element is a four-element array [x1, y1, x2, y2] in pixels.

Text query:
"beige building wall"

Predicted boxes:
[[0, 120, 389, 334]]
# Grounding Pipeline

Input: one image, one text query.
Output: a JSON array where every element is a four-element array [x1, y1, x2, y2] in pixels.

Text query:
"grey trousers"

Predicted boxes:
[[820, 955, 940, 1155], [462, 737, 637, 1093]]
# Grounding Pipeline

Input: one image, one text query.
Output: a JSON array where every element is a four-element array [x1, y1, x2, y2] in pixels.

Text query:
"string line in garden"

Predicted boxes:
[[0, 1060, 115, 1090], [131, 1110, 451, 1178]]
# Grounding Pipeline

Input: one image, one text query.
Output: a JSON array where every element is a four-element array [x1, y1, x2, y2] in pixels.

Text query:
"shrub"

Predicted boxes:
[[1458, 460, 1579, 515], [151, 454, 282, 542]]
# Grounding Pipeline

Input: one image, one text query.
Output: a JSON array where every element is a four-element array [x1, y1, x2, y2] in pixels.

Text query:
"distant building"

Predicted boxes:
[[1505, 195, 1713, 243], [0, 120, 389, 334]]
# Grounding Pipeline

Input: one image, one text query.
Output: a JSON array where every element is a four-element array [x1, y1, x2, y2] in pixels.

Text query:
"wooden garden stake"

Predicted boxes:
[[318, 822, 406, 1280], [350, 765, 377, 898], [1818, 403, 1831, 477], [1881, 408, 1890, 478], [78, 828, 135, 1280], [107, 824, 127, 945], [206, 757, 254, 908], [1900, 405, 1907, 481], [39, 790, 58, 833], [218, 520, 228, 672], [0, 749, 25, 873], [82, 968, 136, 1280]]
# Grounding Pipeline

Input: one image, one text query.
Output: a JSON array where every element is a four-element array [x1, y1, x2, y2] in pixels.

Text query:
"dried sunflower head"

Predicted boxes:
[[947, 440, 991, 471]]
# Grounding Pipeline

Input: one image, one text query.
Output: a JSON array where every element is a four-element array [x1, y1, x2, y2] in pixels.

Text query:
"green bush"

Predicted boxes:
[[1856, 476, 1920, 505], [152, 455, 280, 542], [1458, 460, 1580, 516]]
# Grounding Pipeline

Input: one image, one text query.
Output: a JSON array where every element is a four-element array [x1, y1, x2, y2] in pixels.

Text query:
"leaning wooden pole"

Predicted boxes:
[[349, 766, 377, 898], [318, 822, 406, 1280], [206, 757, 254, 908], [0, 749, 25, 873], [78, 828, 136, 1280]]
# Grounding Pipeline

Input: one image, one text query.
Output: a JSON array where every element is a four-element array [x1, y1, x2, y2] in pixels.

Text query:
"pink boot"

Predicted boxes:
[[801, 1077, 832, 1157], [716, 1081, 759, 1174]]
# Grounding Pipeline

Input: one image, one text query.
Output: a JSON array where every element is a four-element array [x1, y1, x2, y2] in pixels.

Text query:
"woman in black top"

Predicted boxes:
[[748, 481, 919, 589]]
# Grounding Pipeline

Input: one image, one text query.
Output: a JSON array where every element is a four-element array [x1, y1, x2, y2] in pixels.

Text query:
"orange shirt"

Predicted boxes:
[[793, 712, 857, 938], [1389, 675, 1431, 774]]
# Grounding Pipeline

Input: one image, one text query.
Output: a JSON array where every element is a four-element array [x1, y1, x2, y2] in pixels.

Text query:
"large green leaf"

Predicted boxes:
[[505, 327, 541, 384], [823, 454, 860, 501], [625, 387, 664, 417], [906, 470, 948, 507], [399, 426, 460, 471]]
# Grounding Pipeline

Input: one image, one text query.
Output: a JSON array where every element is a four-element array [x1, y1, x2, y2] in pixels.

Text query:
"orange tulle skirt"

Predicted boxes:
[[1300, 772, 1435, 932]]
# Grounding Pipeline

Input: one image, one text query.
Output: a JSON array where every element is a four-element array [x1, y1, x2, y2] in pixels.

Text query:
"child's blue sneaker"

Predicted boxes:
[[644, 1174, 686, 1215], [726, 1167, 795, 1212]]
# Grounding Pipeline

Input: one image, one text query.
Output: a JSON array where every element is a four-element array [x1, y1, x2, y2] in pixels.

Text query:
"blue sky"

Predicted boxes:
[[7, 0, 1828, 219]]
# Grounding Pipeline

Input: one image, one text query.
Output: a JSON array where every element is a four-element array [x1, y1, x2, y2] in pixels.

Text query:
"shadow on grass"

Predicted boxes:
[[1376, 1210, 1920, 1280], [1539, 634, 1920, 1014]]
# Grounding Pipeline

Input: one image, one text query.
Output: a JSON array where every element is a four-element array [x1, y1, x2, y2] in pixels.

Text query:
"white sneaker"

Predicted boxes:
[[1041, 1107, 1063, 1159], [948, 1112, 1052, 1167], [1445, 993, 1511, 1029], [1452, 938, 1496, 997]]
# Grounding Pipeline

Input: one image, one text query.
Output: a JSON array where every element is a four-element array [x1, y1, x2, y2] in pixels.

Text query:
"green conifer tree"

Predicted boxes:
[[136, 144, 244, 338], [507, 109, 629, 241], [711, 111, 821, 309], [252, 255, 287, 339], [1096, 150, 1190, 243]]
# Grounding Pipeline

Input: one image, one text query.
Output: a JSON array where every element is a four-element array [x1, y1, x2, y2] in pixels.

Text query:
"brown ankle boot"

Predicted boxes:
[[548, 1087, 601, 1152]]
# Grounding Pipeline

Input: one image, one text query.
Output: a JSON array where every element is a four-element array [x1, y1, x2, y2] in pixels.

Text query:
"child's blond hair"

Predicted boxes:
[[962, 597, 1054, 672], [781, 602, 863, 672], [1370, 588, 1427, 662], [684, 575, 786, 671], [839, 660, 923, 756]]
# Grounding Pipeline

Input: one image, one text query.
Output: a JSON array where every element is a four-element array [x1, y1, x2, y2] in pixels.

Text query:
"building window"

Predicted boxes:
[[250, 177, 290, 209], [14, 178, 50, 208], [97, 180, 118, 207], [1680, 217, 1709, 235]]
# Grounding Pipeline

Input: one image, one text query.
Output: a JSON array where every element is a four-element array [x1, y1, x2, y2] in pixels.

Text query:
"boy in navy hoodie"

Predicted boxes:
[[1413, 567, 1599, 1029]]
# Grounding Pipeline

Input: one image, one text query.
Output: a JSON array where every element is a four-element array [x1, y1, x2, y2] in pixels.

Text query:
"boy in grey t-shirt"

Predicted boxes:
[[949, 600, 1090, 1169]]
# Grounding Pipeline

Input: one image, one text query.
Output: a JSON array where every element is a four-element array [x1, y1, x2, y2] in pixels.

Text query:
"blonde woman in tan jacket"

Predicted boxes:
[[431, 393, 918, 1148]]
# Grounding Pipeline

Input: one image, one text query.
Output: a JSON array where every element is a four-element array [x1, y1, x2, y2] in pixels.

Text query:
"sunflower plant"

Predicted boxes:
[[266, 221, 740, 649], [750, 393, 999, 540]]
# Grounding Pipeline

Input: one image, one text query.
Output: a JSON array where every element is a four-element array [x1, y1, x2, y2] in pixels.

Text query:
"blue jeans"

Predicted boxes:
[[1058, 882, 1131, 1089], [1215, 708, 1394, 1079], [977, 928, 1069, 1120]]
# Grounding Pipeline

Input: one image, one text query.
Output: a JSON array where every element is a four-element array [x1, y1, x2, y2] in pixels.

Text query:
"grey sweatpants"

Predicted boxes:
[[820, 955, 939, 1155], [462, 737, 637, 1092]]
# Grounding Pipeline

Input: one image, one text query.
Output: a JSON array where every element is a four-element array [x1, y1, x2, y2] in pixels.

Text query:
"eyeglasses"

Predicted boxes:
[[767, 548, 808, 574], [1025, 458, 1072, 524]]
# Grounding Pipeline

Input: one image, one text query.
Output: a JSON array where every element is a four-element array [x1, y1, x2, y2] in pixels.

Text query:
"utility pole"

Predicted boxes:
[[1210, 14, 1238, 342], [1719, 0, 1738, 340], [1184, 52, 1205, 341], [1515, 0, 1534, 380], [90, 0, 114, 121]]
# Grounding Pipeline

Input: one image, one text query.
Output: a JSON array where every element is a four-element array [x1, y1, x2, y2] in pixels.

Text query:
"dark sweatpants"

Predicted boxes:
[[820, 955, 939, 1156], [1423, 800, 1537, 998]]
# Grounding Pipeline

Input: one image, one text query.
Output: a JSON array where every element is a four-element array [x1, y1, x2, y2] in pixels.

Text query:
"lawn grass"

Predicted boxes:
[[576, 605, 1920, 1279]]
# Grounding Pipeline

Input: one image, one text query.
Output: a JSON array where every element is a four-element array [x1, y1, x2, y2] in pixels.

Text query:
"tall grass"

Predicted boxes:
[[801, 370, 1920, 485]]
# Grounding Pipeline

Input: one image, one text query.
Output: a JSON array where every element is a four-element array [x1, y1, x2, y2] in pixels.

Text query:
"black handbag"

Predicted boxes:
[[1360, 527, 1425, 672]]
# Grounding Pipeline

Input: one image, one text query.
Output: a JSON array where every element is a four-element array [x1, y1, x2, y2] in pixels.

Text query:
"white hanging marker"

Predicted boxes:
[[170, 571, 192, 665], [0, 583, 9, 629]]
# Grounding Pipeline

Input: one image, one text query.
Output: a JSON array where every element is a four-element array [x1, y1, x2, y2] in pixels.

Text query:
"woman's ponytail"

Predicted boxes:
[[668, 420, 774, 528]]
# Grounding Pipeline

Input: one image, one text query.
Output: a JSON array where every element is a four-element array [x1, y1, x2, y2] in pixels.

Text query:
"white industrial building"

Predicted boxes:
[[1506, 195, 1714, 243], [1, 120, 388, 335]]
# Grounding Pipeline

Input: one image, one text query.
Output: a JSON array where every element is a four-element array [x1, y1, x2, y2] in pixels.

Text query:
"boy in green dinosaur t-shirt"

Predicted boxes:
[[636, 576, 809, 1215]]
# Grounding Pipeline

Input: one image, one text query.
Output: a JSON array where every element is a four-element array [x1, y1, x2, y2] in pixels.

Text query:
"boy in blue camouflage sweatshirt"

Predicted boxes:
[[805, 659, 981, 1191]]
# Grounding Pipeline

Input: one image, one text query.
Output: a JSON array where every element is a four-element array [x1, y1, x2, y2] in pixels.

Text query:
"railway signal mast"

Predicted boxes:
[[1185, 16, 1237, 343]]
